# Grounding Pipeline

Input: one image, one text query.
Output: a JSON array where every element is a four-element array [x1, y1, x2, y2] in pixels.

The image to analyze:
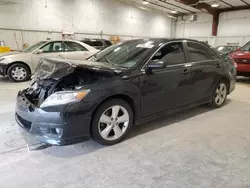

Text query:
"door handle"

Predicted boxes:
[[183, 69, 189, 75], [216, 63, 222, 68], [58, 54, 64, 58]]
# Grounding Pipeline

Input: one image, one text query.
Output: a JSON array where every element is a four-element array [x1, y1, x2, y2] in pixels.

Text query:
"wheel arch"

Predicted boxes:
[[5, 61, 31, 76], [219, 76, 230, 94], [91, 94, 137, 125]]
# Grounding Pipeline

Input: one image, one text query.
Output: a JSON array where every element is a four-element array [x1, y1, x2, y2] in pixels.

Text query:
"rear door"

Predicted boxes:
[[185, 41, 223, 102], [141, 41, 193, 117], [63, 41, 92, 60]]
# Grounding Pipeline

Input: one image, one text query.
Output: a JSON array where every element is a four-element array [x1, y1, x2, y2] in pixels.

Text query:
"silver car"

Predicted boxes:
[[0, 40, 99, 82]]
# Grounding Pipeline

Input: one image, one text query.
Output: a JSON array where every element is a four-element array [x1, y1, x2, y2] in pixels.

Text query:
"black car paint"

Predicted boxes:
[[15, 38, 236, 145]]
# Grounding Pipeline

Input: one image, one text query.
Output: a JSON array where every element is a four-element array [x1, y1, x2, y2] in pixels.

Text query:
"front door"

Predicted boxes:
[[31, 41, 65, 71], [141, 42, 193, 117], [185, 41, 223, 102]]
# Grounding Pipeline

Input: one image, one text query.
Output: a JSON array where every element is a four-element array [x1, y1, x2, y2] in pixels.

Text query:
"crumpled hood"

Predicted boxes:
[[32, 58, 123, 82], [0, 51, 24, 58]]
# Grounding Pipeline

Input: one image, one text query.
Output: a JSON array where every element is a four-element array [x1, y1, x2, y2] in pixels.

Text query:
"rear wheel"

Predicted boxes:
[[91, 99, 133, 145], [210, 80, 228, 108], [7, 63, 30, 82]]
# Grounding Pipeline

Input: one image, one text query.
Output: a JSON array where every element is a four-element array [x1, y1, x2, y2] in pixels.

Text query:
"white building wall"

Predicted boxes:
[[217, 9, 250, 46], [0, 0, 173, 50], [176, 10, 250, 47], [176, 13, 213, 42]]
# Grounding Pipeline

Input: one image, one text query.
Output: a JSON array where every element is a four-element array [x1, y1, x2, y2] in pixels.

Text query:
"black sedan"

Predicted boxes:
[[15, 38, 236, 146]]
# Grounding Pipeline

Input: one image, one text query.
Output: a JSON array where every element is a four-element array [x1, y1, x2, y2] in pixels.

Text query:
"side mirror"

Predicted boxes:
[[235, 47, 241, 52], [148, 60, 166, 69], [35, 49, 43, 54]]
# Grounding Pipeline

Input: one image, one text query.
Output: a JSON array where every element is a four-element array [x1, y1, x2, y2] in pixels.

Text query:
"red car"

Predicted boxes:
[[230, 42, 250, 76]]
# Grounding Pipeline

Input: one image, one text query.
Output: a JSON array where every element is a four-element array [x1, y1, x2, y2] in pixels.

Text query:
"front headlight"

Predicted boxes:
[[40, 89, 90, 108], [0, 58, 4, 61]]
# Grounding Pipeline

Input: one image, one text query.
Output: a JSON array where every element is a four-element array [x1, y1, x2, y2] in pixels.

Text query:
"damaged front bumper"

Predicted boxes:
[[15, 90, 93, 145]]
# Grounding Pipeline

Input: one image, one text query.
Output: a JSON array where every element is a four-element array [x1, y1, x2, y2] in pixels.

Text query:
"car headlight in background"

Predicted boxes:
[[40, 89, 90, 108]]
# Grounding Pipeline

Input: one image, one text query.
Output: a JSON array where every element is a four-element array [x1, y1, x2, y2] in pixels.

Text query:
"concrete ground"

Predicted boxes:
[[0, 77, 250, 188]]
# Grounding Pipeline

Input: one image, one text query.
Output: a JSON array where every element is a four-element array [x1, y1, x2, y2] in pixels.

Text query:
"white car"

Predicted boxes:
[[0, 40, 99, 82]]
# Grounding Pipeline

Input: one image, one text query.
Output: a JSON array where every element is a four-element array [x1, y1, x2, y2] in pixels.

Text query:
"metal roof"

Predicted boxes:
[[122, 0, 250, 15]]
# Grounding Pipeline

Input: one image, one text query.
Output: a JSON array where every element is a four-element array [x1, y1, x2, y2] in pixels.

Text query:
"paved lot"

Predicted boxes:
[[0, 76, 250, 188]]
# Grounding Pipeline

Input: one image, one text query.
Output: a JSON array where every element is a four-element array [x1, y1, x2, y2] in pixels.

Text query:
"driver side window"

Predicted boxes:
[[41, 42, 64, 53], [152, 42, 186, 65]]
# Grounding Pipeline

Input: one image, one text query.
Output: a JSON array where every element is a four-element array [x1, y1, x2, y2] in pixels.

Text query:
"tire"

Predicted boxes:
[[91, 99, 133, 145], [210, 80, 228, 108], [7, 63, 31, 82]]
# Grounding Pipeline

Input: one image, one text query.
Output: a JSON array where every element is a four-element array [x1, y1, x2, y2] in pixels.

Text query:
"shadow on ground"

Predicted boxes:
[[127, 99, 231, 140], [0, 76, 30, 84], [237, 76, 250, 85], [41, 99, 231, 158], [0, 76, 11, 83]]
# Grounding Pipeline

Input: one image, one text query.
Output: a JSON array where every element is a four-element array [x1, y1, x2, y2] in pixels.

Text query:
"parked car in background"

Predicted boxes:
[[229, 41, 250, 77], [216, 45, 241, 57], [15, 38, 236, 146], [0, 40, 98, 82], [81, 39, 112, 50]]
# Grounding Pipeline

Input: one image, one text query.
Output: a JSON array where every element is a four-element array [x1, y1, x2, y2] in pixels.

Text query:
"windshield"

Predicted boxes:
[[216, 46, 236, 53], [241, 42, 250, 51], [21, 41, 47, 52], [89, 40, 158, 68]]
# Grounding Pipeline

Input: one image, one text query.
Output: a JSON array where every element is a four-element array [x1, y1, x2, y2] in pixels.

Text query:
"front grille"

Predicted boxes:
[[16, 114, 32, 130], [234, 58, 250, 64]]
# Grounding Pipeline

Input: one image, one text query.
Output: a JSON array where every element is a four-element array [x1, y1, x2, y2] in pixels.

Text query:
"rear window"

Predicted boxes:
[[104, 40, 112, 46], [83, 40, 103, 47]]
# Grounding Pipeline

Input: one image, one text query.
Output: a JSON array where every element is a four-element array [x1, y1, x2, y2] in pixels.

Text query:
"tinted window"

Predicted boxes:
[[152, 42, 185, 65], [41, 42, 65, 53], [83, 40, 103, 47], [90, 40, 157, 68], [64, 42, 87, 52], [104, 40, 112, 46], [187, 42, 218, 62]]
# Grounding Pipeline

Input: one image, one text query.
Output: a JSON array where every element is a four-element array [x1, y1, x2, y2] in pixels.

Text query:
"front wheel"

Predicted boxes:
[[210, 80, 228, 108], [7, 63, 30, 82], [91, 99, 133, 145]]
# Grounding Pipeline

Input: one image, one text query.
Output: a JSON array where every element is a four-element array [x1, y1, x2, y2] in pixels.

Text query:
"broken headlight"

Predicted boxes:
[[40, 89, 90, 108]]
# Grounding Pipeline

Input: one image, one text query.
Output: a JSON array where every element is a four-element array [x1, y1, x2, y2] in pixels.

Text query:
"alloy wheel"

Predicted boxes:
[[214, 83, 227, 105], [98, 105, 129, 141]]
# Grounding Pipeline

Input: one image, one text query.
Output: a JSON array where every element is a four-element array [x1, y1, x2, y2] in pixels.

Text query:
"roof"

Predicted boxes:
[[122, 0, 250, 16], [123, 38, 202, 43]]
